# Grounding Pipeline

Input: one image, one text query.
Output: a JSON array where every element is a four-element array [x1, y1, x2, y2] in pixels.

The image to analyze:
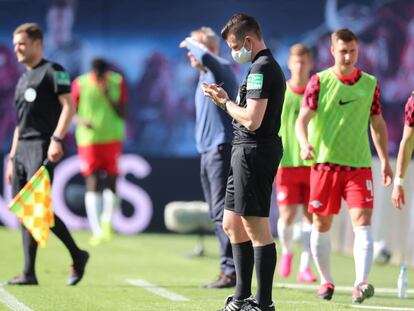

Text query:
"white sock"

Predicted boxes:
[[353, 225, 373, 287], [85, 191, 103, 237], [299, 222, 313, 272], [101, 189, 119, 224], [277, 218, 293, 254], [311, 229, 333, 285]]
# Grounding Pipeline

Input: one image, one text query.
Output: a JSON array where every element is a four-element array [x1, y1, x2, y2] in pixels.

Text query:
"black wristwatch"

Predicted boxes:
[[51, 135, 64, 144]]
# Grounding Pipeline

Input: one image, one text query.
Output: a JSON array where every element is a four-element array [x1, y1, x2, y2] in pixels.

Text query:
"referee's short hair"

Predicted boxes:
[[13, 23, 43, 42], [221, 13, 262, 41], [331, 28, 359, 44], [14, 23, 43, 42]]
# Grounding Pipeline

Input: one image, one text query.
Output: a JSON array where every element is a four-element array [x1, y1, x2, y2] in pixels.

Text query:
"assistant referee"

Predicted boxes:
[[5, 23, 89, 286]]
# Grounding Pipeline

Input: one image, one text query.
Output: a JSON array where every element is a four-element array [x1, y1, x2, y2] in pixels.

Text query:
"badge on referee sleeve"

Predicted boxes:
[[55, 71, 71, 86], [246, 73, 263, 90]]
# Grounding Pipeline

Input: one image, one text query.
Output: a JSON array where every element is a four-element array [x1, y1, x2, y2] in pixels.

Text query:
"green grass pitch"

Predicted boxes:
[[0, 228, 413, 310]]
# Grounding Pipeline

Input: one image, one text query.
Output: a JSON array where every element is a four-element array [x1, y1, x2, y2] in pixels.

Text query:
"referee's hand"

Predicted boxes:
[[48, 140, 64, 163]]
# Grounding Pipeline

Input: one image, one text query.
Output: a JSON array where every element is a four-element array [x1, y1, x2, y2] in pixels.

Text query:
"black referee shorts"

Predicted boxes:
[[225, 140, 282, 217], [12, 139, 53, 197]]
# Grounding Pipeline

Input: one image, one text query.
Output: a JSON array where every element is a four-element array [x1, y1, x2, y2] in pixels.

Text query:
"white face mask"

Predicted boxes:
[[231, 38, 252, 64]]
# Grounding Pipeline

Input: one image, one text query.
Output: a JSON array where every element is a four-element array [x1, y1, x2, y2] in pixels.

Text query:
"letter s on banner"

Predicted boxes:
[[52, 154, 153, 233], [113, 154, 153, 234]]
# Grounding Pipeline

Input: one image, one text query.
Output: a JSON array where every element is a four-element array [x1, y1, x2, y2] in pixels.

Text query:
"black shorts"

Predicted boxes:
[[225, 140, 282, 217], [12, 139, 54, 197]]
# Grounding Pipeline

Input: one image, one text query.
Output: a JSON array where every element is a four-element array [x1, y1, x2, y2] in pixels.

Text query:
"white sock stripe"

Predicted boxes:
[[353, 226, 373, 286], [277, 218, 294, 253], [300, 227, 312, 271], [102, 189, 118, 223], [353, 225, 371, 232], [85, 191, 103, 236], [310, 230, 333, 284], [302, 222, 313, 232]]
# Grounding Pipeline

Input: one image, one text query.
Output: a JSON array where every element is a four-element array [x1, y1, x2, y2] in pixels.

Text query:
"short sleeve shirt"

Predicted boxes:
[[14, 59, 71, 139], [405, 93, 414, 127], [233, 49, 286, 143]]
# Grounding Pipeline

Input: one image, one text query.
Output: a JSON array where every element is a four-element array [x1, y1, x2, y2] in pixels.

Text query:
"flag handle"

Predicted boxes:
[[42, 159, 55, 171]]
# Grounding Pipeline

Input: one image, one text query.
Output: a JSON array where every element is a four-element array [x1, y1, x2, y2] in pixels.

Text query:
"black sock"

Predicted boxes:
[[254, 243, 277, 307], [232, 240, 254, 300], [51, 214, 81, 260], [22, 227, 37, 277]]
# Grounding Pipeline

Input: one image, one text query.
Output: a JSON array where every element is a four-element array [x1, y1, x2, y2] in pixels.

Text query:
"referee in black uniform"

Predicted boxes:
[[202, 14, 285, 311], [4, 23, 89, 286]]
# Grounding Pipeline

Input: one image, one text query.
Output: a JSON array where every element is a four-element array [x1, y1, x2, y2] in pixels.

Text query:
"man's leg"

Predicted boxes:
[[241, 216, 276, 309], [311, 214, 335, 299], [349, 208, 375, 303], [21, 228, 38, 279], [49, 214, 89, 285], [203, 145, 235, 288], [6, 154, 38, 285], [101, 174, 119, 240], [308, 167, 342, 299], [276, 204, 297, 278], [84, 172, 103, 243], [223, 210, 253, 300], [345, 169, 375, 303], [298, 209, 317, 282]]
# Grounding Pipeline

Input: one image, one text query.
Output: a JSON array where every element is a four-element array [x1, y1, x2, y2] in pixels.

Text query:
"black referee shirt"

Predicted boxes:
[[233, 49, 286, 144], [14, 59, 71, 140]]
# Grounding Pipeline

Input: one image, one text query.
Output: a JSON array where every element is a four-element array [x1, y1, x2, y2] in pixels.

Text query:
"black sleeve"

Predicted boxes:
[[246, 62, 270, 100], [48, 63, 71, 95]]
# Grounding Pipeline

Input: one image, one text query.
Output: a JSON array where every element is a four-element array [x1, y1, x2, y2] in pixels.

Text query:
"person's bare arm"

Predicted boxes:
[[226, 98, 267, 131], [5, 127, 19, 184], [48, 93, 75, 162], [295, 107, 316, 160], [201, 83, 266, 131], [392, 125, 414, 209], [370, 114, 393, 186]]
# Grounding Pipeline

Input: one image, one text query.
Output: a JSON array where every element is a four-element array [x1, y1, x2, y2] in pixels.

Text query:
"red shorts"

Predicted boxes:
[[275, 166, 311, 206], [77, 141, 122, 176], [308, 167, 374, 216]]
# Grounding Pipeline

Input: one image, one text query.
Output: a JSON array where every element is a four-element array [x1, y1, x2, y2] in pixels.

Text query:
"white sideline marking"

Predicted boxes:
[[0, 287, 33, 311], [126, 279, 189, 301], [351, 306, 414, 311], [276, 283, 414, 294]]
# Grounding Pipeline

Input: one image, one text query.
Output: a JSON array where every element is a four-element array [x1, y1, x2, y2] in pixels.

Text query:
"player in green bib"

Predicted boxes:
[[296, 29, 393, 303], [71, 58, 127, 245], [275, 44, 317, 283]]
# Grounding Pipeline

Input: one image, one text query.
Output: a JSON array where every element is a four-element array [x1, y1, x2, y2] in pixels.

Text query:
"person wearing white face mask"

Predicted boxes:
[[202, 13, 286, 311], [231, 38, 252, 64]]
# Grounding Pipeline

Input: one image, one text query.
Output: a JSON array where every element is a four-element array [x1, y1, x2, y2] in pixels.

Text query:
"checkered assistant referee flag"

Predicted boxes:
[[9, 162, 55, 247]]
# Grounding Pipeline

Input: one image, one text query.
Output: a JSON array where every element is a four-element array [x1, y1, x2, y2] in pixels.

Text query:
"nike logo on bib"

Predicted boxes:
[[339, 99, 357, 106]]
